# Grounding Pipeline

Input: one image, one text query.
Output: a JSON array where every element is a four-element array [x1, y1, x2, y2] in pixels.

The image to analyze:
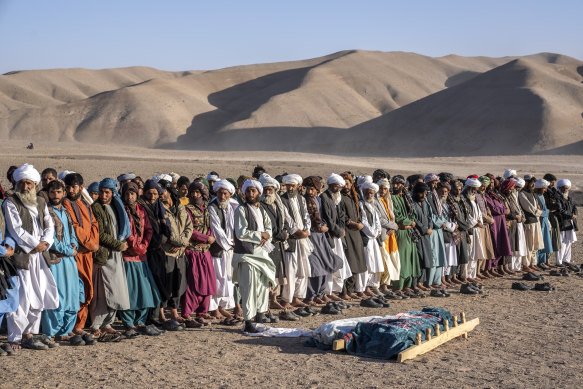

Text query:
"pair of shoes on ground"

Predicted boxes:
[[513, 282, 556, 291], [460, 283, 483, 295], [69, 333, 98, 346], [255, 312, 280, 323], [360, 296, 390, 308], [20, 334, 58, 350], [522, 272, 544, 281], [429, 289, 451, 298], [163, 319, 185, 332], [550, 268, 570, 277], [381, 290, 403, 300], [321, 301, 349, 315]]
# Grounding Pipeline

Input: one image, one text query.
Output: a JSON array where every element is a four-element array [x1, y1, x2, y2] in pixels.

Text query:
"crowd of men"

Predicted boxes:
[[0, 163, 578, 354]]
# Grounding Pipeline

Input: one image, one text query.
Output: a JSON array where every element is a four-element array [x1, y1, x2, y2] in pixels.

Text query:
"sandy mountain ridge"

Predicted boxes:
[[0, 50, 581, 155]]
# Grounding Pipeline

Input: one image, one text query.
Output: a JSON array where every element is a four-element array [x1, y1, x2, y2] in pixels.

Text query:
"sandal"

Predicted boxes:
[[98, 333, 123, 343]]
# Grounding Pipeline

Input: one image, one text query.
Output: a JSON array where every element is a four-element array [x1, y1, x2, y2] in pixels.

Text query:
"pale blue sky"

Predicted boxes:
[[1, 0, 581, 73]]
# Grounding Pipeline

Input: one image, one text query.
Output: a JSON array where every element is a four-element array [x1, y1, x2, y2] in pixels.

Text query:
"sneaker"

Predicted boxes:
[[512, 282, 532, 291], [279, 311, 301, 321], [21, 337, 49, 350]]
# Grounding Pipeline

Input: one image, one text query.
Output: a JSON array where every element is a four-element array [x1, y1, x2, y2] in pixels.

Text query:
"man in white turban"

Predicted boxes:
[[2, 164, 59, 350], [503, 169, 517, 180], [207, 179, 241, 322], [518, 175, 544, 271], [555, 179, 578, 266], [319, 174, 351, 301], [279, 174, 312, 309], [232, 180, 275, 333], [460, 177, 486, 282], [359, 182, 385, 296]]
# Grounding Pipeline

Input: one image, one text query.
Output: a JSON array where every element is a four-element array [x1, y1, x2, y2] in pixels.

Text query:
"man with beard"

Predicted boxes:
[[424, 174, 448, 289], [157, 179, 193, 330], [411, 182, 445, 297], [375, 178, 401, 297], [62, 173, 99, 340], [339, 173, 367, 299], [90, 178, 131, 341], [302, 176, 342, 311], [41, 180, 83, 346], [534, 179, 553, 269], [543, 173, 562, 258], [555, 179, 578, 266], [208, 179, 241, 323], [474, 176, 498, 279], [448, 180, 471, 284], [319, 174, 350, 302], [390, 175, 421, 298], [518, 175, 545, 272], [3, 164, 59, 350], [483, 175, 512, 276], [119, 182, 162, 336], [232, 180, 275, 333], [359, 182, 386, 298], [437, 181, 458, 286], [461, 177, 486, 283], [180, 182, 217, 327], [499, 179, 527, 273], [280, 174, 312, 308], [137, 179, 172, 327], [258, 174, 290, 313]]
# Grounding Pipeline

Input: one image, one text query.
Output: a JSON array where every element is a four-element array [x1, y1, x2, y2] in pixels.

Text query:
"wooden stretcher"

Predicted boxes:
[[331, 312, 479, 363]]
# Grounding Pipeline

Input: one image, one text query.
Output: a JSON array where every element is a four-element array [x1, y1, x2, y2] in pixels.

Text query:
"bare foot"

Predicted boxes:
[[349, 293, 361, 299], [291, 297, 308, 307], [218, 307, 234, 319], [313, 297, 326, 305], [356, 292, 367, 298], [72, 328, 89, 336], [209, 310, 225, 320], [339, 294, 351, 300], [9, 342, 21, 350], [269, 300, 286, 310], [55, 335, 71, 341], [327, 294, 342, 302]]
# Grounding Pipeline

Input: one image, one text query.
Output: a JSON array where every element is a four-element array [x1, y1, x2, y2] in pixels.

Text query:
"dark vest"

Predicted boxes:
[[7, 194, 51, 269], [208, 199, 227, 257], [280, 194, 306, 253], [233, 203, 258, 255]]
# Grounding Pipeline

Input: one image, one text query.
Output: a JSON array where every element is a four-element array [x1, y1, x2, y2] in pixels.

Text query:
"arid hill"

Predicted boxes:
[[1, 50, 581, 155]]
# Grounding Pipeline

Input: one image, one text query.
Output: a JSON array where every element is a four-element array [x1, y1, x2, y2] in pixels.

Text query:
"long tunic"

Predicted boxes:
[[378, 196, 400, 282], [462, 194, 486, 261], [359, 201, 384, 274], [485, 193, 512, 257], [281, 194, 312, 280], [92, 203, 130, 311], [391, 195, 421, 280], [413, 200, 434, 269], [307, 197, 342, 277], [476, 193, 496, 259], [518, 190, 545, 251], [123, 203, 161, 310], [260, 200, 288, 282], [208, 198, 238, 300], [544, 188, 562, 251], [339, 194, 367, 274], [426, 193, 447, 268], [319, 191, 351, 282], [232, 204, 275, 320], [537, 194, 553, 254], [452, 196, 471, 265]]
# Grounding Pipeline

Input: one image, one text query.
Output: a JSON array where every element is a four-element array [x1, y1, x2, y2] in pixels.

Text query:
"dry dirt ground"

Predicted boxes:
[[0, 142, 582, 388]]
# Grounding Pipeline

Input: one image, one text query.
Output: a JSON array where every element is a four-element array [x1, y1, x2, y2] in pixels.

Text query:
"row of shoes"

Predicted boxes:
[[523, 272, 545, 281], [429, 289, 451, 298], [255, 312, 281, 323], [360, 296, 390, 308], [15, 334, 60, 351], [460, 282, 484, 295], [556, 263, 581, 272], [512, 282, 556, 291]]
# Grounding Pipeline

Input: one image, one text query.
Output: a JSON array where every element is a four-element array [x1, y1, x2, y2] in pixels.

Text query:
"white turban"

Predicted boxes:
[[503, 169, 517, 179], [169, 172, 180, 183], [282, 174, 302, 186], [512, 177, 525, 188], [465, 178, 481, 188], [14, 163, 41, 184], [58, 170, 75, 181], [207, 172, 219, 182], [357, 175, 373, 186], [534, 179, 550, 189], [152, 173, 172, 183], [377, 178, 390, 189], [361, 181, 379, 193], [557, 179, 572, 189], [259, 173, 280, 191], [242, 179, 263, 196], [327, 173, 345, 187], [213, 179, 235, 195]]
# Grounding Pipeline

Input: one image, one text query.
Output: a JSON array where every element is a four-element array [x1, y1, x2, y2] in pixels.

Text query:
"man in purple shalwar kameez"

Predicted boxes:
[[484, 175, 512, 276], [180, 182, 217, 328]]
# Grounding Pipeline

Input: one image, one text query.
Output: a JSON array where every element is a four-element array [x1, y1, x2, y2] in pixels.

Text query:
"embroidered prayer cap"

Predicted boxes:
[[302, 176, 321, 190], [479, 175, 491, 186], [424, 173, 439, 183]]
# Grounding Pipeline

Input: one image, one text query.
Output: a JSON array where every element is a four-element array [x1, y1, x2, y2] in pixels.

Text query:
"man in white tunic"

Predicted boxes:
[[461, 178, 484, 282], [359, 182, 385, 294], [3, 164, 58, 350], [279, 174, 312, 308], [208, 179, 238, 319]]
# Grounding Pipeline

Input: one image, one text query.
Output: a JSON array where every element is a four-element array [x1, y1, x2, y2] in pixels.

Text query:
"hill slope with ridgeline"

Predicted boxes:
[[1, 50, 582, 156]]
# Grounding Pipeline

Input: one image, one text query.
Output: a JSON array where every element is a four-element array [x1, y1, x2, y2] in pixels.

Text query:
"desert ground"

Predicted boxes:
[[0, 143, 581, 388]]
